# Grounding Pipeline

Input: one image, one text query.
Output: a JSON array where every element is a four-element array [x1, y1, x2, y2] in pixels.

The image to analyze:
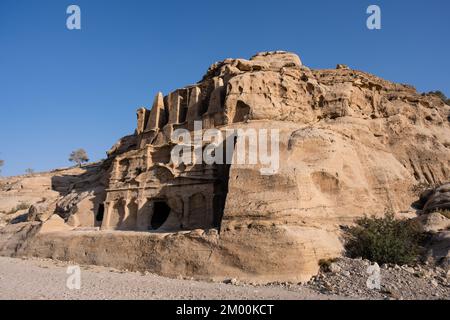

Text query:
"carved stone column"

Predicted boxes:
[[168, 91, 182, 124], [122, 199, 130, 230], [137, 199, 154, 231], [112, 159, 121, 182], [136, 198, 147, 231], [101, 201, 114, 230]]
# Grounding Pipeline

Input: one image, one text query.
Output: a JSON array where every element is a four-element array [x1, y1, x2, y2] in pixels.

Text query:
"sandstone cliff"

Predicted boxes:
[[0, 51, 449, 282]]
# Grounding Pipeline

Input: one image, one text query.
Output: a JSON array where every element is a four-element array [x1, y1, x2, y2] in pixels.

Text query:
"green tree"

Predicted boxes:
[[69, 149, 89, 167], [25, 168, 35, 175], [0, 159, 4, 175]]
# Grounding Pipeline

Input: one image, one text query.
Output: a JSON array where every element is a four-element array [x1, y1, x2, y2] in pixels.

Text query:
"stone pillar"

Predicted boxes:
[[188, 87, 200, 108], [207, 77, 224, 114], [101, 201, 114, 230], [168, 91, 182, 124], [136, 198, 146, 231], [136, 107, 149, 134], [122, 198, 130, 229], [186, 87, 201, 121], [146, 92, 166, 131], [145, 146, 152, 171], [112, 159, 120, 181], [137, 199, 154, 231]]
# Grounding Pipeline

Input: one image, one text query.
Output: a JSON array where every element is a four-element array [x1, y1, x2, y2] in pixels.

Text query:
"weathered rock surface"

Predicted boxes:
[[0, 222, 41, 256], [425, 231, 450, 268], [27, 200, 55, 223], [417, 183, 450, 213], [0, 51, 449, 283], [308, 257, 450, 300], [419, 211, 450, 233], [39, 215, 73, 234]]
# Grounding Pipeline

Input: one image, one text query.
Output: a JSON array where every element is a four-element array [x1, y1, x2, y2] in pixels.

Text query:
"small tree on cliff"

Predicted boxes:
[[0, 159, 4, 175], [427, 90, 450, 105], [69, 149, 89, 167]]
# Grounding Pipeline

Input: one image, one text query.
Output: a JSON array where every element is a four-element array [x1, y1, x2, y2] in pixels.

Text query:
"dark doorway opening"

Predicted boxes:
[[212, 134, 237, 230], [151, 201, 171, 230], [233, 100, 251, 122], [96, 203, 105, 222]]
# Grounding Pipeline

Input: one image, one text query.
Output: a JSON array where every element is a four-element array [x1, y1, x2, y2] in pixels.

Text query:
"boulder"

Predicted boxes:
[[419, 211, 450, 232], [420, 183, 450, 213], [27, 200, 54, 222], [39, 214, 73, 233]]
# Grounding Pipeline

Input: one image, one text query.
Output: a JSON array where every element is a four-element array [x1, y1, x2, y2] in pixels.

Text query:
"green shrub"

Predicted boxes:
[[344, 213, 423, 265]]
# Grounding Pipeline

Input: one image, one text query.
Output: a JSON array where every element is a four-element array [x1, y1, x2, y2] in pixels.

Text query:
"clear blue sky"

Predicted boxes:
[[1, 0, 449, 176]]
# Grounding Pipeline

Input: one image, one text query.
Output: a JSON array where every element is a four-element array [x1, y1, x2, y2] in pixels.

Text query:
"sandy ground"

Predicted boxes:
[[0, 256, 340, 300]]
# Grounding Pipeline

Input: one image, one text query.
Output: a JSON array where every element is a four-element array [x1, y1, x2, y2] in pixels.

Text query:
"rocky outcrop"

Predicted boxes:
[[27, 200, 55, 223], [307, 257, 449, 299], [417, 183, 450, 213], [0, 222, 41, 256], [420, 212, 450, 233], [0, 51, 449, 282]]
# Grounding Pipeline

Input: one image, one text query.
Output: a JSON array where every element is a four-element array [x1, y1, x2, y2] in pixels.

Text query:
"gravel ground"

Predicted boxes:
[[1, 256, 447, 300], [0, 256, 339, 300], [307, 257, 450, 300]]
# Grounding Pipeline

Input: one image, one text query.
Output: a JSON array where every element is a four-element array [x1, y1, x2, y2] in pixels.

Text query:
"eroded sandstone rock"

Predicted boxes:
[[419, 183, 450, 213], [0, 51, 449, 282]]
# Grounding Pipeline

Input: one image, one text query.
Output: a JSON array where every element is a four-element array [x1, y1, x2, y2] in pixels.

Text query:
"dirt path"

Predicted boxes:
[[0, 256, 339, 300]]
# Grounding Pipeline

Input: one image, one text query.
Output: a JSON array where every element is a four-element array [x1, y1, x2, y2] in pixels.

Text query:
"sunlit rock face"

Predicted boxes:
[[1, 51, 449, 283]]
